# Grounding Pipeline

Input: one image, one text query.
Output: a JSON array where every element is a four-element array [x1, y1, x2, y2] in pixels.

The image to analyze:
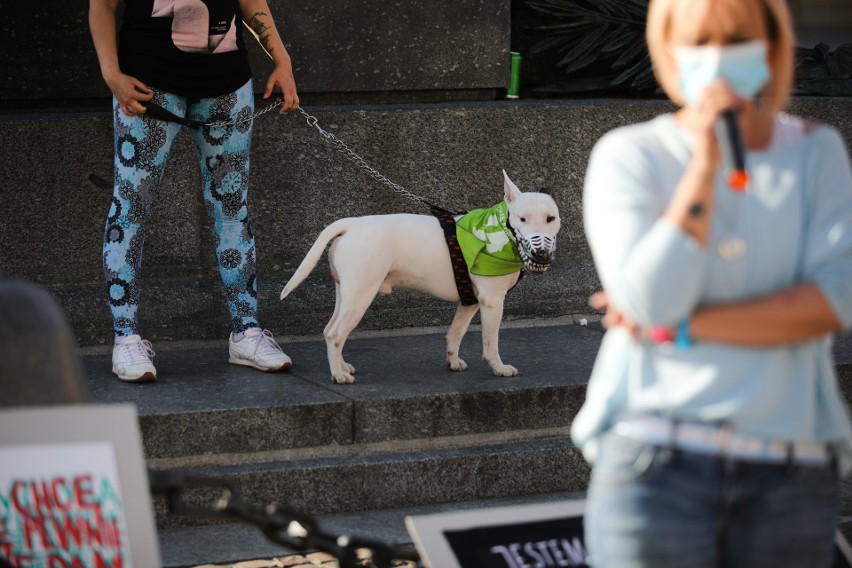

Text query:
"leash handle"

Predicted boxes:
[[141, 101, 205, 128], [140, 99, 283, 129]]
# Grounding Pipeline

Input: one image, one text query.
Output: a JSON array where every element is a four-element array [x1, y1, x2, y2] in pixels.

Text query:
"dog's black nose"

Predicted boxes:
[[530, 249, 552, 264]]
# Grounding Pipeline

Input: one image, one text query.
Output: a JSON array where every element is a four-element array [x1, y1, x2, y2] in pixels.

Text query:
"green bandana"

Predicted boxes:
[[455, 201, 523, 276]]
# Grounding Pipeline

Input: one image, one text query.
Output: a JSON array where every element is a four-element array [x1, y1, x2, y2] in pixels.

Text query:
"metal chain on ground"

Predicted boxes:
[[148, 470, 421, 568]]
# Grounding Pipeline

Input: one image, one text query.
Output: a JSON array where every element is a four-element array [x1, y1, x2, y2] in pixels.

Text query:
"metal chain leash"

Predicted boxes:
[[204, 98, 286, 128], [149, 470, 421, 568], [293, 107, 433, 210], [143, 97, 440, 210]]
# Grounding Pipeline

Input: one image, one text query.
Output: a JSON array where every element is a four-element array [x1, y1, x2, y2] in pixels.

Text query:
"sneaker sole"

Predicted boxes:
[[113, 369, 157, 383], [228, 357, 293, 373]]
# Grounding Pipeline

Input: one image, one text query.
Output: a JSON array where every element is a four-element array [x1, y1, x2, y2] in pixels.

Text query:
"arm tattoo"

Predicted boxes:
[[248, 11, 274, 54]]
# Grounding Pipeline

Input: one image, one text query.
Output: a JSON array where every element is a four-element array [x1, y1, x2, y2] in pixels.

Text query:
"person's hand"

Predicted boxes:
[[264, 61, 299, 113], [589, 291, 641, 339], [104, 71, 153, 117], [681, 80, 744, 169]]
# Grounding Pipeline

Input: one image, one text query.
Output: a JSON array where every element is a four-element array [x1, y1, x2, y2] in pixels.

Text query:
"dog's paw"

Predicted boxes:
[[492, 364, 519, 377], [343, 362, 357, 374], [447, 357, 468, 372], [332, 372, 357, 385]]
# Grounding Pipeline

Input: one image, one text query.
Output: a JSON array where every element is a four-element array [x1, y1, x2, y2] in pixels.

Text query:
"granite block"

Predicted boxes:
[[153, 437, 588, 528], [4, 99, 849, 343], [82, 324, 604, 457], [158, 492, 585, 567], [83, 345, 354, 459], [1, 0, 509, 101]]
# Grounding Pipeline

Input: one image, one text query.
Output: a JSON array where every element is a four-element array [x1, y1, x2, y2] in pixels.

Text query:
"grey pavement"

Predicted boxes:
[[82, 319, 604, 461], [81, 319, 602, 566], [79, 320, 852, 567]]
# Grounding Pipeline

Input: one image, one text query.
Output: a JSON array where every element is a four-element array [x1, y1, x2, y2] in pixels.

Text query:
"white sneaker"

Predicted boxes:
[[112, 335, 157, 382], [229, 328, 292, 372]]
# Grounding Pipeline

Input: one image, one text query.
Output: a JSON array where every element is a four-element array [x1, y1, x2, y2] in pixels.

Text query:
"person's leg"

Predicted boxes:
[[186, 80, 290, 371], [104, 91, 183, 380], [584, 433, 720, 568], [721, 462, 838, 568], [187, 81, 259, 333]]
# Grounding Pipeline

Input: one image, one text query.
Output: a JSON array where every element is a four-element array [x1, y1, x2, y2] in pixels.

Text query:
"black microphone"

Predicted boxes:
[[715, 110, 749, 192]]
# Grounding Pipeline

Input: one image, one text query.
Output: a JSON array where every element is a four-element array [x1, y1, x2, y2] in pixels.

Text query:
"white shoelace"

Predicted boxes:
[[120, 339, 155, 364], [247, 329, 283, 357]]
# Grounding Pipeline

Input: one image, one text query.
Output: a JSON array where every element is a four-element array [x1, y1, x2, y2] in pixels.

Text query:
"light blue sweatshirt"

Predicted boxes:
[[573, 113, 852, 474]]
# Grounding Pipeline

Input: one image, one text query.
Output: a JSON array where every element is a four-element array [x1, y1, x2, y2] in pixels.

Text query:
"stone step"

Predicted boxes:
[[81, 322, 852, 557], [82, 321, 598, 531], [0, 99, 664, 346], [83, 322, 601, 460], [158, 491, 586, 568], [6, 99, 847, 344], [151, 436, 589, 531]]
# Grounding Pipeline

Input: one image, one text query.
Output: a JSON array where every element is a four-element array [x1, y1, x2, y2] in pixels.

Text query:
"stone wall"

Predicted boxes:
[[1, 98, 849, 346], [0, 1, 510, 102]]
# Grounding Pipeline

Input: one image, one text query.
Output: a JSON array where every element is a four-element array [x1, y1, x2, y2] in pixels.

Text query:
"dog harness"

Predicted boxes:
[[431, 206, 479, 305], [431, 203, 524, 306]]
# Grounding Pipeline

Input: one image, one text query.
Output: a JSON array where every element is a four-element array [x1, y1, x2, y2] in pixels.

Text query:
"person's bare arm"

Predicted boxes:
[[89, 0, 152, 116], [591, 283, 841, 347], [238, 0, 299, 111], [689, 283, 840, 347]]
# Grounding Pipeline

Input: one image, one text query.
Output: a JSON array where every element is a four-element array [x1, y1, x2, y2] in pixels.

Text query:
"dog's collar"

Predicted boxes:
[[505, 214, 518, 244]]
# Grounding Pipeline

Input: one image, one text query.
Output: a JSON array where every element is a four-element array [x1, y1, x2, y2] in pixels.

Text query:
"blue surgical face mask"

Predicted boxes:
[[673, 40, 770, 104]]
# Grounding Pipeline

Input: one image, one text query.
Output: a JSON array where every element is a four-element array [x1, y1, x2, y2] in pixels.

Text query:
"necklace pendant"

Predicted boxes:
[[718, 236, 747, 261]]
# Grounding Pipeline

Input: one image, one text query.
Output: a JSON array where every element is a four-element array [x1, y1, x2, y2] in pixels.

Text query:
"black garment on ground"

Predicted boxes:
[[118, 0, 252, 97]]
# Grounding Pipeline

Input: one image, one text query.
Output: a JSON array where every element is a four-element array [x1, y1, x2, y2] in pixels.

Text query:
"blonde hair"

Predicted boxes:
[[646, 0, 795, 113]]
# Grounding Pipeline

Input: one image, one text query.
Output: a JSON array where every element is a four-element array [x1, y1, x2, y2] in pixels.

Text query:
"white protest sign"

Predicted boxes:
[[0, 405, 160, 567]]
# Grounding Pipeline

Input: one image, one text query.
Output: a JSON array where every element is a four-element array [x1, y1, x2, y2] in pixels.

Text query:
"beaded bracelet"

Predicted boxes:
[[675, 318, 693, 351], [648, 326, 672, 344]]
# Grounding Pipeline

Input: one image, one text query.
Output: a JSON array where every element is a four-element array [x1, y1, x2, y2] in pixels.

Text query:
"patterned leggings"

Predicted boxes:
[[103, 80, 258, 337]]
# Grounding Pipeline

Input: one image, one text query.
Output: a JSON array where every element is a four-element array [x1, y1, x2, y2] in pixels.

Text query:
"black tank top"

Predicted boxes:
[[118, 0, 252, 98]]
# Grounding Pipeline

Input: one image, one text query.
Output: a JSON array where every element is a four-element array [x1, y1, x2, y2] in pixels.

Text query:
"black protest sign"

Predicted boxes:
[[406, 500, 587, 568], [445, 515, 588, 568]]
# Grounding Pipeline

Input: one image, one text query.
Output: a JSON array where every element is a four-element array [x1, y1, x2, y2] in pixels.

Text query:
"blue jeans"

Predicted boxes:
[[585, 432, 839, 568]]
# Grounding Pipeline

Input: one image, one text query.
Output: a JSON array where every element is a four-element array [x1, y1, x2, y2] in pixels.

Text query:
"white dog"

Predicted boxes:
[[280, 171, 560, 384]]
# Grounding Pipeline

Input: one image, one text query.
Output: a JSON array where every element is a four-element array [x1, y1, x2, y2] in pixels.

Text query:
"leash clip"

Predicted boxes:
[[297, 107, 329, 137]]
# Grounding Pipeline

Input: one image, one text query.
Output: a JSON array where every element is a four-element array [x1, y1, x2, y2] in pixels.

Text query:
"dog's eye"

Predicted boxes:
[[519, 217, 526, 223], [547, 216, 556, 223]]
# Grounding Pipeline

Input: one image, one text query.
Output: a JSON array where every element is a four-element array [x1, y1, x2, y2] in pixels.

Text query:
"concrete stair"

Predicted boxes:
[[11, 95, 851, 566], [82, 320, 601, 565], [75, 311, 852, 567]]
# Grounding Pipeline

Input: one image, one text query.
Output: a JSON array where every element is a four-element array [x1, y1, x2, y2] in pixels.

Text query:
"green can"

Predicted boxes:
[[507, 52, 522, 99]]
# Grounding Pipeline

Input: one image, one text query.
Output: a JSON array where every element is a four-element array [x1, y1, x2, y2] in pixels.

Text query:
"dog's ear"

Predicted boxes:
[[503, 170, 522, 203]]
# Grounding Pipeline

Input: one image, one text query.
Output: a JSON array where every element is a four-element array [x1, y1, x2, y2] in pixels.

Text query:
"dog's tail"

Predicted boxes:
[[280, 218, 353, 300]]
